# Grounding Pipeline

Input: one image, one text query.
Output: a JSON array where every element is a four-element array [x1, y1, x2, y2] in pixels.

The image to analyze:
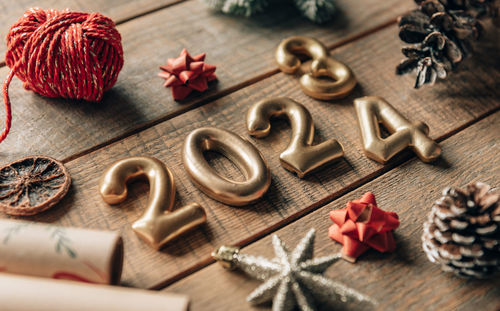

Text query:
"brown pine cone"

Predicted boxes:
[[436, 0, 499, 18], [422, 182, 500, 278], [396, 0, 484, 88]]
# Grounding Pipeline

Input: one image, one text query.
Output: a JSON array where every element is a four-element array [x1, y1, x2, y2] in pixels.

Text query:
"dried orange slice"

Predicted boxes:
[[0, 156, 71, 216]]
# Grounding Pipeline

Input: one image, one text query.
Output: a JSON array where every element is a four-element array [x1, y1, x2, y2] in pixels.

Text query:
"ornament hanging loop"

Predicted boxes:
[[211, 245, 240, 270], [276, 36, 356, 100]]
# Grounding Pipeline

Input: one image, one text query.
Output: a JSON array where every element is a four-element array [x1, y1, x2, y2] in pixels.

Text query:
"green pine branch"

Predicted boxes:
[[293, 0, 336, 23], [202, 0, 336, 23]]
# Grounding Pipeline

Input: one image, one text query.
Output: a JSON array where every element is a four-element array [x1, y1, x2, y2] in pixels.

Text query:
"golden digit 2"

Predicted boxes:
[[99, 156, 207, 250], [182, 127, 271, 206], [276, 36, 357, 100], [354, 96, 441, 164], [247, 97, 344, 178]]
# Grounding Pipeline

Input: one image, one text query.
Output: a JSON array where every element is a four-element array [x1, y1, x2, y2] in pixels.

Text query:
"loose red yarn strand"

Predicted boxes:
[[0, 65, 17, 144], [1, 8, 124, 145]]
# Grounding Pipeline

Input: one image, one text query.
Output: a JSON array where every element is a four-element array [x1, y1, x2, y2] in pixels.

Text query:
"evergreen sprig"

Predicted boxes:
[[202, 0, 336, 23]]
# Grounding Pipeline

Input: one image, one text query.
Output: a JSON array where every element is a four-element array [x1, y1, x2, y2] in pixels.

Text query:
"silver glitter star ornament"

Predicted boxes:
[[212, 228, 375, 311]]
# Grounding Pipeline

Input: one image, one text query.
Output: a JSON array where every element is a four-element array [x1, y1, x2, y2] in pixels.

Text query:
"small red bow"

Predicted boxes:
[[329, 192, 400, 262], [158, 49, 217, 100]]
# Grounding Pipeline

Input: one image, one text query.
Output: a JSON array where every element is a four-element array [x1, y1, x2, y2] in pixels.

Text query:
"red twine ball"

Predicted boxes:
[[1, 7, 124, 143]]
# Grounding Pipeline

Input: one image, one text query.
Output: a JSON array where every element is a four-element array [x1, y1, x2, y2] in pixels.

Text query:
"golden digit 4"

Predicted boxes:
[[183, 127, 271, 206], [99, 157, 206, 250], [354, 96, 441, 164], [247, 97, 344, 178], [276, 36, 357, 100]]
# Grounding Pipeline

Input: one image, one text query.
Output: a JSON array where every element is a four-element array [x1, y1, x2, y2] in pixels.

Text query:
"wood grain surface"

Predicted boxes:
[[166, 111, 500, 311], [0, 0, 498, 308], [0, 0, 181, 62], [1, 24, 497, 289], [0, 0, 412, 162]]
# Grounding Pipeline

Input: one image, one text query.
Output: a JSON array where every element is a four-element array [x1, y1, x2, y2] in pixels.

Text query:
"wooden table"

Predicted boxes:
[[0, 1, 498, 310]]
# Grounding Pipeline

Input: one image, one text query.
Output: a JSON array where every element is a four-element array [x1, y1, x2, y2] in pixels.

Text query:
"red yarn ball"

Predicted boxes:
[[1, 7, 124, 143], [6, 7, 123, 101]]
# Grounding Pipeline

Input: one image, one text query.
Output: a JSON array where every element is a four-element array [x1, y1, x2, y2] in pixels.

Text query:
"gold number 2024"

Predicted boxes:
[[276, 36, 357, 100], [355, 96, 441, 164], [182, 127, 271, 206], [247, 97, 344, 178], [99, 156, 207, 250]]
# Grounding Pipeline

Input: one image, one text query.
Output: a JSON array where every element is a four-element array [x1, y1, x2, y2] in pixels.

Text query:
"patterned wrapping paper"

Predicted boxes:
[[0, 219, 123, 284], [0, 274, 189, 311]]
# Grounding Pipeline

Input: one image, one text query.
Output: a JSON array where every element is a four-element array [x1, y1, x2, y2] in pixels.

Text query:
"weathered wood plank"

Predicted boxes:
[[0, 0, 181, 62], [0, 0, 412, 162], [166, 111, 500, 311], [1, 25, 497, 289]]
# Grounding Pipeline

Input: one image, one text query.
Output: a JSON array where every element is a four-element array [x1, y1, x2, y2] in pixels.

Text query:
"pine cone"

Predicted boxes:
[[422, 182, 500, 278], [429, 0, 499, 18], [396, 0, 483, 88]]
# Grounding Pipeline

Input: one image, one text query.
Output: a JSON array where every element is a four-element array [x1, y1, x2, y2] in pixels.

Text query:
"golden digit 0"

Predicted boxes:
[[183, 127, 271, 206], [276, 36, 357, 100], [99, 157, 207, 250], [354, 96, 441, 164], [247, 97, 344, 178]]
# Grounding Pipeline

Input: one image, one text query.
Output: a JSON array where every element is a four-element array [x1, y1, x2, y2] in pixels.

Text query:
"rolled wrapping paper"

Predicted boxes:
[[0, 274, 189, 311], [0, 219, 123, 284]]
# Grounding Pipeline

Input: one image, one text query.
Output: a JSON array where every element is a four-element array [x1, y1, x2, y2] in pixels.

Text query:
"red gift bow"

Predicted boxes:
[[328, 192, 400, 262], [158, 48, 217, 100]]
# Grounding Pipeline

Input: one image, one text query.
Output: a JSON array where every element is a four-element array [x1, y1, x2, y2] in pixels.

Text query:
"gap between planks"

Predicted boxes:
[[59, 16, 401, 164], [113, 0, 186, 26], [0, 0, 495, 295], [150, 105, 500, 290], [165, 111, 500, 310]]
